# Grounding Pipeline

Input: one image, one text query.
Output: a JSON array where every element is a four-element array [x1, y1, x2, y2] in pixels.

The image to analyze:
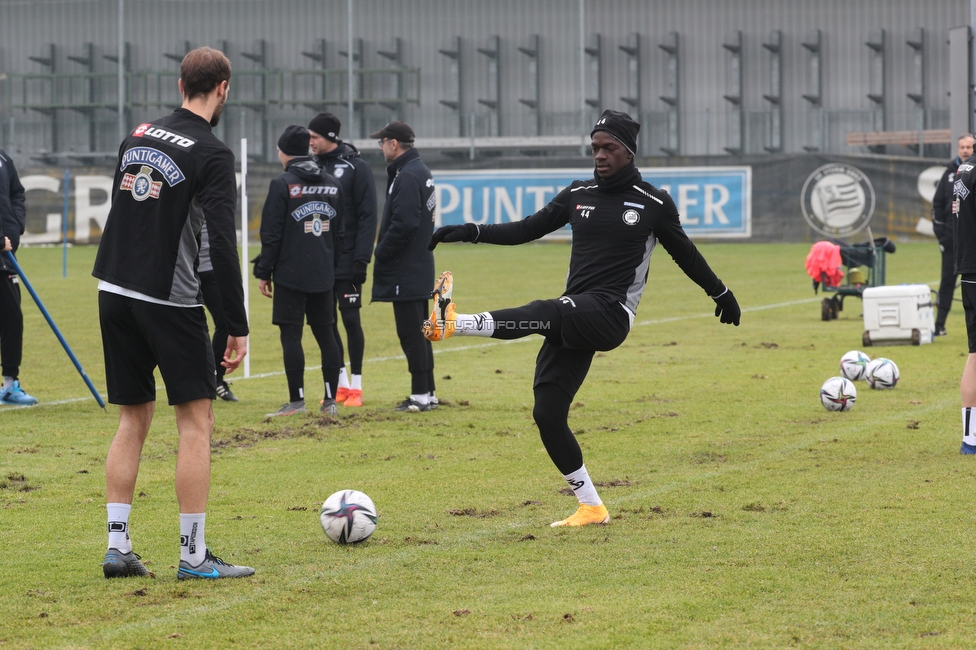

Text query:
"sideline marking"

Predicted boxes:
[[0, 286, 938, 413]]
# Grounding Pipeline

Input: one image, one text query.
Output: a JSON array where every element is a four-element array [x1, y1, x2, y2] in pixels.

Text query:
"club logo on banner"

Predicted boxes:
[[800, 163, 876, 237]]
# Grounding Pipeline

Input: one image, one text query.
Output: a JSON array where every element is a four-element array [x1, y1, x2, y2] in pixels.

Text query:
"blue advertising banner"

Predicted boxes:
[[431, 167, 752, 239]]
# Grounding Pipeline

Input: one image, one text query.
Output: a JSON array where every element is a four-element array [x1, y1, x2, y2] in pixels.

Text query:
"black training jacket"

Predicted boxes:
[[932, 156, 961, 244], [254, 157, 344, 293], [314, 141, 377, 279], [953, 156, 976, 275], [371, 148, 435, 302], [0, 149, 26, 272], [92, 108, 248, 336], [473, 164, 724, 315]]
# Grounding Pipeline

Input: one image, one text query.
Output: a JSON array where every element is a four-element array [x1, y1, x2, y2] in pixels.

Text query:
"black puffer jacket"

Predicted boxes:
[[314, 141, 377, 280], [0, 149, 27, 272], [371, 148, 435, 302], [254, 157, 344, 293]]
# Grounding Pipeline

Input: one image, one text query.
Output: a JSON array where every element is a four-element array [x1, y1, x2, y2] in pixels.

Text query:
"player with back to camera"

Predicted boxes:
[[254, 125, 345, 418], [425, 109, 741, 527], [92, 46, 254, 579]]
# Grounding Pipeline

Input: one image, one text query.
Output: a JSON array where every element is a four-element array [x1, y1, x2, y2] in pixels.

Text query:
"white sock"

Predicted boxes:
[[428, 391, 436, 402], [964, 408, 976, 447], [180, 513, 206, 566], [410, 393, 429, 405], [453, 312, 494, 337], [107, 503, 132, 552], [562, 465, 602, 506], [338, 367, 350, 389], [2, 376, 13, 390], [351, 374, 362, 390]]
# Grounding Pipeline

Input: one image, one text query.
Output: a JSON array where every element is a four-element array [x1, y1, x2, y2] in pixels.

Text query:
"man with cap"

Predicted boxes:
[[423, 109, 741, 527], [254, 124, 344, 418], [308, 112, 377, 408], [368, 121, 438, 412]]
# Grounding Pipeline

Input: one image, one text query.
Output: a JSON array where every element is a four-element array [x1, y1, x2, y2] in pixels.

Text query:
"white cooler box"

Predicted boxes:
[[861, 284, 934, 346]]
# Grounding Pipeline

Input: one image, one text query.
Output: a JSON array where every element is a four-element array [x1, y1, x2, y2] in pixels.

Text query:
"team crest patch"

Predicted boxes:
[[120, 165, 162, 201], [333, 167, 345, 178], [622, 209, 640, 225], [955, 179, 970, 200], [303, 216, 330, 236]]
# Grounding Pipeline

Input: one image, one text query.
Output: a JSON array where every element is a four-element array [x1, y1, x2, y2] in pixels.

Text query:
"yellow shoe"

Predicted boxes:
[[343, 388, 363, 407], [335, 386, 350, 404], [550, 503, 610, 528], [423, 271, 456, 341]]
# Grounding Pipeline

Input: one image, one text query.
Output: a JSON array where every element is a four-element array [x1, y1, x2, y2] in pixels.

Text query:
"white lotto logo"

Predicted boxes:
[[800, 163, 875, 237]]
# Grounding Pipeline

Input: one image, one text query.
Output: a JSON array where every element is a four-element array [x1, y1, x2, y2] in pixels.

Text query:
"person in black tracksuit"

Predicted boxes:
[[951, 148, 976, 454], [254, 125, 344, 417], [308, 113, 377, 407], [932, 134, 975, 336], [426, 110, 741, 527], [93, 47, 253, 580], [0, 148, 36, 406], [369, 121, 437, 412]]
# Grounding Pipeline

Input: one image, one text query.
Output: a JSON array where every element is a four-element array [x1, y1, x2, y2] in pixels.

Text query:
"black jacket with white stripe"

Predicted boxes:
[[472, 163, 724, 315]]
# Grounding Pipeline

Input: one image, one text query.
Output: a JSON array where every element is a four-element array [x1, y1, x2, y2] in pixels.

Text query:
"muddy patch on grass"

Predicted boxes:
[[447, 507, 500, 518]]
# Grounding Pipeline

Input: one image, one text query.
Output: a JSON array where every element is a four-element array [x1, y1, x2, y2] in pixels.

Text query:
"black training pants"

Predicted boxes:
[[392, 300, 434, 395], [199, 270, 228, 382], [0, 272, 23, 379], [937, 238, 957, 329]]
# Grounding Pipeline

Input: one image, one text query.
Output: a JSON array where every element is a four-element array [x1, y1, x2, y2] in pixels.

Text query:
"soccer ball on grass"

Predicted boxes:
[[865, 358, 899, 390], [820, 376, 857, 411], [320, 490, 378, 544], [839, 350, 871, 381]]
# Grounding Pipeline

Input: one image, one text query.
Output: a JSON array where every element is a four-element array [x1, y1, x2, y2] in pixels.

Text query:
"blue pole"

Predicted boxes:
[[62, 168, 70, 278], [3, 251, 106, 409]]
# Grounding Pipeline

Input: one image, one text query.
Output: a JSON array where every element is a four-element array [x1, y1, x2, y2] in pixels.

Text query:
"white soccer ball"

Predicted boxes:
[[839, 350, 871, 381], [865, 358, 899, 390], [320, 490, 378, 544], [820, 376, 857, 411]]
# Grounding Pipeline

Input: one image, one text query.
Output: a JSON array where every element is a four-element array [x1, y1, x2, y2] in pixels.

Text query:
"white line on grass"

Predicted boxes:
[[0, 285, 938, 413]]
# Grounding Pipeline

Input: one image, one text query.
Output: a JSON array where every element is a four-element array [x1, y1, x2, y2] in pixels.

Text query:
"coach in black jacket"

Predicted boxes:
[[0, 147, 36, 405], [255, 125, 344, 418], [369, 121, 437, 411], [932, 134, 975, 336], [308, 112, 377, 407]]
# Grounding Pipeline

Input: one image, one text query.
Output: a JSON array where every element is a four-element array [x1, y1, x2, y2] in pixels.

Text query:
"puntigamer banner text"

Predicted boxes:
[[431, 167, 752, 239]]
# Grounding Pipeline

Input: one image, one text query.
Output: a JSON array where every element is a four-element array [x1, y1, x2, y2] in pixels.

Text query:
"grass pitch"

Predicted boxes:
[[0, 241, 971, 649]]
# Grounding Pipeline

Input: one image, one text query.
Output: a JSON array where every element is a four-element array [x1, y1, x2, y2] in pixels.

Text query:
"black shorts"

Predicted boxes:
[[962, 275, 976, 353], [98, 291, 216, 406], [272, 284, 334, 328], [334, 279, 362, 310], [533, 294, 632, 398]]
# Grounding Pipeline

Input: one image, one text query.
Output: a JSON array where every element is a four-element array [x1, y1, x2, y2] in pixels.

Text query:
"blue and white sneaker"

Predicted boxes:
[[961, 441, 976, 455], [177, 548, 255, 580], [0, 381, 38, 406]]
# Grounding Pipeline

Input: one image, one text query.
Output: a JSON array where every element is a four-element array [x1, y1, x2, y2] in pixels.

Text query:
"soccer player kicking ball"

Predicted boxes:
[[424, 110, 741, 527]]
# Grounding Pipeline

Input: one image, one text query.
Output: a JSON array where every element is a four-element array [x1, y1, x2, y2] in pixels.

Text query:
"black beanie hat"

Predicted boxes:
[[308, 112, 340, 142], [277, 125, 310, 156], [590, 109, 640, 156]]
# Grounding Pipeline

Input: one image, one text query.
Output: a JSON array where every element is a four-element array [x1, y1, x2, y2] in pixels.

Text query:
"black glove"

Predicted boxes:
[[351, 260, 368, 285], [712, 286, 741, 326], [428, 223, 479, 250]]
